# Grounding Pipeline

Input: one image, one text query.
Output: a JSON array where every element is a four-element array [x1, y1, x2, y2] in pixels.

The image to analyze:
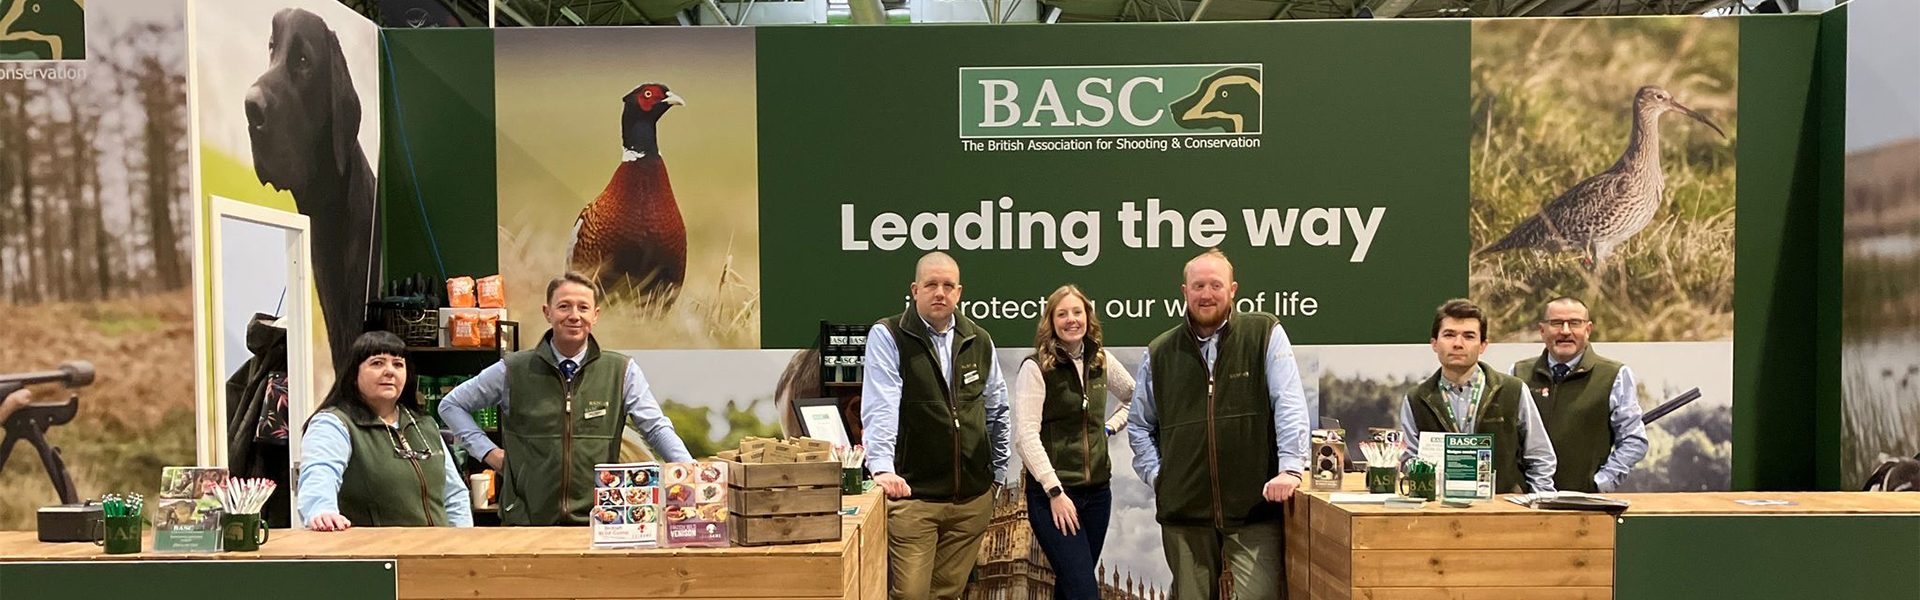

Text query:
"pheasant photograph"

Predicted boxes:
[[1469, 19, 1737, 342], [567, 82, 690, 312]]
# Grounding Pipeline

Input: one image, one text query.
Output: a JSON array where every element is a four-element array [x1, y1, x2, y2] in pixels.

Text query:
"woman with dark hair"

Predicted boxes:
[[297, 331, 471, 530], [1012, 285, 1135, 600]]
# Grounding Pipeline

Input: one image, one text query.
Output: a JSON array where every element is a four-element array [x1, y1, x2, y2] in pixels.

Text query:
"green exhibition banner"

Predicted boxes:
[[377, 12, 1826, 598], [758, 23, 1473, 349]]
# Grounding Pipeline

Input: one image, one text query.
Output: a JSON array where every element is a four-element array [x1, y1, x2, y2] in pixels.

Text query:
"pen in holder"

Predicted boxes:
[[213, 478, 276, 552], [835, 445, 868, 495], [1358, 441, 1405, 494], [95, 494, 143, 555]]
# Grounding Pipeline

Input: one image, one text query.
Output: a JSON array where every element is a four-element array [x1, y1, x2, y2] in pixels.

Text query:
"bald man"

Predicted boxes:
[[860, 251, 1010, 600], [1127, 248, 1311, 600]]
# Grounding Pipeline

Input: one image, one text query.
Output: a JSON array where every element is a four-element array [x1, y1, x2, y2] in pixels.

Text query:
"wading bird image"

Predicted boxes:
[[1477, 86, 1727, 268]]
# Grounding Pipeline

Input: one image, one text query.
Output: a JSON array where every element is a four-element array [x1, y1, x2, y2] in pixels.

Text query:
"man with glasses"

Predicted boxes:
[[440, 272, 693, 525], [1509, 296, 1648, 493]]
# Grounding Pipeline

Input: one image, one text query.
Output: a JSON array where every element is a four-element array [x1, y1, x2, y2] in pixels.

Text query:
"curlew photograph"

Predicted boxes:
[[1468, 18, 1737, 342], [494, 27, 761, 349]]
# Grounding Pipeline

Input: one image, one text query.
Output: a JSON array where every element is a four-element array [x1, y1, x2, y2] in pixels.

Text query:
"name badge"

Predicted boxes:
[[962, 369, 980, 385], [584, 408, 608, 420]]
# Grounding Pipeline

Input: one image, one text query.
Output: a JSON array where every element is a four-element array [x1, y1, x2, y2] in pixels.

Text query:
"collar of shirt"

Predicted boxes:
[[1550, 352, 1584, 371], [1439, 364, 1485, 394], [919, 315, 954, 338], [1191, 319, 1228, 372], [552, 345, 587, 366]]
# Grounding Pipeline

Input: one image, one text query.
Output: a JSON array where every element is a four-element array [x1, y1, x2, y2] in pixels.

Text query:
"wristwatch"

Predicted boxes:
[[1047, 486, 1064, 498]]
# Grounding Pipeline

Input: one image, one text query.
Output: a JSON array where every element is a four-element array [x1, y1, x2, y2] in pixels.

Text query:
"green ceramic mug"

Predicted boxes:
[[220, 513, 269, 552], [1365, 466, 1398, 494], [1398, 468, 1437, 501], [842, 468, 864, 495], [93, 515, 142, 555]]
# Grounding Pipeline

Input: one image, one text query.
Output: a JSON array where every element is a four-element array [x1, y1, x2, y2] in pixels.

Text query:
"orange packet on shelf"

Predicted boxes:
[[450, 313, 481, 347], [447, 276, 477, 308], [476, 314, 499, 348], [476, 275, 505, 308]]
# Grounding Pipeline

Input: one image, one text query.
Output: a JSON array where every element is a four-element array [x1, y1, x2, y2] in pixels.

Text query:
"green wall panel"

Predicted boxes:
[[1617, 514, 1920, 599], [380, 29, 499, 283], [0, 560, 395, 600]]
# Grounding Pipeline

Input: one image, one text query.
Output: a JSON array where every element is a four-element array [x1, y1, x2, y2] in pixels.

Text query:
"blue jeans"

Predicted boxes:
[[1025, 481, 1112, 600]]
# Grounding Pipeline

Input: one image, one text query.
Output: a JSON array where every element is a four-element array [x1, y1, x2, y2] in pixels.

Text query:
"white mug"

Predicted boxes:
[[470, 473, 493, 509]]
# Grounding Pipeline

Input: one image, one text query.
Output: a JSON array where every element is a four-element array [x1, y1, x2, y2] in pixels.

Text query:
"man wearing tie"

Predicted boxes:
[[1509, 296, 1648, 493], [441, 272, 693, 525]]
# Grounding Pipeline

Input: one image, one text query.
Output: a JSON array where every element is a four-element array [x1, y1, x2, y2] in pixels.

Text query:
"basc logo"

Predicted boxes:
[[0, 0, 86, 61], [959, 63, 1262, 139]]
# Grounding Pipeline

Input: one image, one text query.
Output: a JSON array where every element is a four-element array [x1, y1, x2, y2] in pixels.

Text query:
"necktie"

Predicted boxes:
[[1551, 363, 1570, 383], [560, 359, 579, 381]]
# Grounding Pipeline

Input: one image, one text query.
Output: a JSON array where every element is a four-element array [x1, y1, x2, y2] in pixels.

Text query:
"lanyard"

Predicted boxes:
[[1438, 367, 1485, 431]]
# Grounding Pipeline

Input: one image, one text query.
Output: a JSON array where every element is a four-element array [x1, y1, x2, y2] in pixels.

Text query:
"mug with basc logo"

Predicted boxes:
[[219, 513, 269, 552], [94, 515, 142, 555]]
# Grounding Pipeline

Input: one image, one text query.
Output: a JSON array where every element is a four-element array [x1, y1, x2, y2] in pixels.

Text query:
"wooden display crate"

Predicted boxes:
[[722, 459, 845, 546]]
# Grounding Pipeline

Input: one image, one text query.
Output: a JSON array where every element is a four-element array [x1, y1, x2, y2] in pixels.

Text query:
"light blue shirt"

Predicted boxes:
[[438, 342, 694, 464], [297, 410, 473, 528], [1512, 353, 1650, 492], [1398, 365, 1559, 493], [1125, 322, 1312, 487], [859, 317, 1011, 482]]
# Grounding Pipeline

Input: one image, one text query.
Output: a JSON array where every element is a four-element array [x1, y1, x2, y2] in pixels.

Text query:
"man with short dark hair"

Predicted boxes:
[[860, 251, 1010, 600], [441, 271, 692, 525], [1510, 296, 1648, 492], [1127, 248, 1311, 600], [1399, 299, 1557, 494]]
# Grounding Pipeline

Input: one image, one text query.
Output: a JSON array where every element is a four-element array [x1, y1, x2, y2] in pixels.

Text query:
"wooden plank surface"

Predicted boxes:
[[0, 492, 882, 562], [1284, 494, 1314, 600], [1352, 586, 1611, 600], [840, 532, 861, 600], [1309, 494, 1353, 593], [1348, 513, 1614, 550], [1309, 560, 1354, 600], [858, 495, 887, 600], [398, 554, 847, 598], [1347, 549, 1612, 588]]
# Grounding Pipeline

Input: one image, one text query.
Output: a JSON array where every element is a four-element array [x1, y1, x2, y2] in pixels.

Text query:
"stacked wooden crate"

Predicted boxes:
[[723, 437, 846, 547]]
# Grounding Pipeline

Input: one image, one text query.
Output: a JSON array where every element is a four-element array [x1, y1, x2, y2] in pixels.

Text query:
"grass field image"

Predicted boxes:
[[1469, 18, 1737, 342]]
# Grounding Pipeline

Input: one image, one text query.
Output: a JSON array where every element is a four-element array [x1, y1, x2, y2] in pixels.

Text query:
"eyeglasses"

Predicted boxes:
[[1540, 319, 1590, 330], [389, 422, 434, 461]]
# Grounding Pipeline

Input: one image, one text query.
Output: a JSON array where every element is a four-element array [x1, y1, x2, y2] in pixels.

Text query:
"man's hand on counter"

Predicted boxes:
[[874, 472, 912, 499]]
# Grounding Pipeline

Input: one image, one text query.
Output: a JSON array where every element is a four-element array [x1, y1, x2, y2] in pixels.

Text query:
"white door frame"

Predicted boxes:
[[207, 197, 314, 524]]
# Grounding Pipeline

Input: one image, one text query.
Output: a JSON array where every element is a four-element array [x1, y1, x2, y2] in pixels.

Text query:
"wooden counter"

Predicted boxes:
[[1292, 487, 1920, 600], [0, 490, 888, 600]]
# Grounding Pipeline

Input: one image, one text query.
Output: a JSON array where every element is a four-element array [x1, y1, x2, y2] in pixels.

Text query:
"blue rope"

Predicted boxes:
[[379, 28, 448, 282]]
